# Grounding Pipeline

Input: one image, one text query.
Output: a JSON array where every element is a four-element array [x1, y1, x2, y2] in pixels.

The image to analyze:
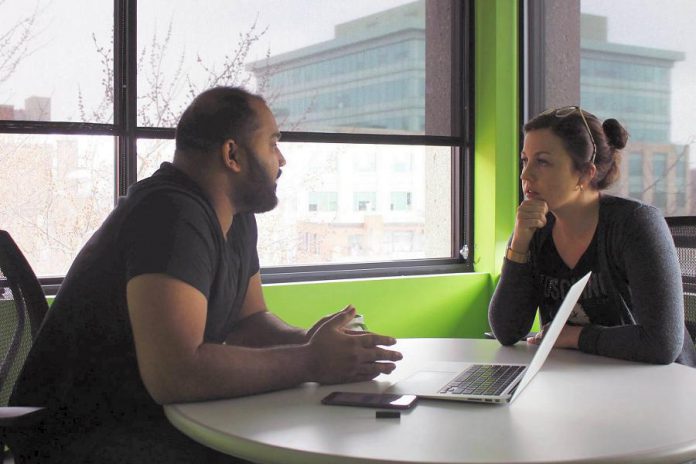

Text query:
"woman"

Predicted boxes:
[[489, 106, 696, 367]]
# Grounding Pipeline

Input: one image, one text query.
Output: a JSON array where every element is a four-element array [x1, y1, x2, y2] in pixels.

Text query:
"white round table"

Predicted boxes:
[[165, 338, 696, 463]]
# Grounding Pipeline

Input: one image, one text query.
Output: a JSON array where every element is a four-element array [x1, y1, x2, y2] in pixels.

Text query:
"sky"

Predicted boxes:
[[1, 0, 694, 146]]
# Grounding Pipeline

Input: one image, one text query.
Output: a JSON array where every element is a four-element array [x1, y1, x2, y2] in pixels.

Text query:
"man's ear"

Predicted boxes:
[[223, 140, 242, 172]]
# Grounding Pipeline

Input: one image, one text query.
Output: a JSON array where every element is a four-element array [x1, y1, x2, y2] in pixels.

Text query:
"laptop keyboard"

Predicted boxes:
[[438, 364, 525, 396]]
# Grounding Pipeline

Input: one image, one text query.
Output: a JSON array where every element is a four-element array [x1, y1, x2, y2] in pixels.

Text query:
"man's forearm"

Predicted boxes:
[[145, 307, 401, 405], [151, 342, 313, 404], [225, 310, 307, 347]]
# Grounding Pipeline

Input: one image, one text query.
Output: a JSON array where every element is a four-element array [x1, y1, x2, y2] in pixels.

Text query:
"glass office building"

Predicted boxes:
[[580, 14, 690, 214], [248, 1, 426, 134]]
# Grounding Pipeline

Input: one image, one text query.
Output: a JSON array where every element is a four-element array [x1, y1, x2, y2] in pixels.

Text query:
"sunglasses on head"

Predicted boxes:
[[541, 105, 597, 164]]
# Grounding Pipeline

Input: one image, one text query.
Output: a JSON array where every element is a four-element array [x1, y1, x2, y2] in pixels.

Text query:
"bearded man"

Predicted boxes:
[[9, 87, 401, 463]]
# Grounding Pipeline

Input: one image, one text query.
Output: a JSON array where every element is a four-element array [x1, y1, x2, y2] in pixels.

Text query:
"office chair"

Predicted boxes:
[[0, 230, 48, 462], [665, 217, 696, 344]]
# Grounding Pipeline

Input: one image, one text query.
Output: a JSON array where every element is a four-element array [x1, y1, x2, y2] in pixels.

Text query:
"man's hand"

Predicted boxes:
[[304, 305, 366, 341], [527, 323, 581, 349], [306, 306, 402, 384], [511, 199, 548, 253]]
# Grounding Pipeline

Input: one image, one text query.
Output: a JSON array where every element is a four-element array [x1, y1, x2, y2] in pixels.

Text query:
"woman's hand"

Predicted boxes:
[[511, 199, 548, 253], [527, 322, 581, 349]]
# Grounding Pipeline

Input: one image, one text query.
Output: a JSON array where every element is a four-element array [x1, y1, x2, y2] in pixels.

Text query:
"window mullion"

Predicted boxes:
[[114, 0, 137, 199]]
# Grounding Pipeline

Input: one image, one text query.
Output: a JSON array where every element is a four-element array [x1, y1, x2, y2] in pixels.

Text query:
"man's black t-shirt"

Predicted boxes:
[[10, 162, 259, 429]]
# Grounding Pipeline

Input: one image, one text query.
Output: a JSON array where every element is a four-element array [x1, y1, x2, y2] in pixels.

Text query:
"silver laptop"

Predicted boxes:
[[387, 271, 591, 404]]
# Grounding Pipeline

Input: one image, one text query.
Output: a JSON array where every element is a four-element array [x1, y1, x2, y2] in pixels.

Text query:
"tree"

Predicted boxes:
[[0, 0, 41, 86], [81, 17, 271, 179]]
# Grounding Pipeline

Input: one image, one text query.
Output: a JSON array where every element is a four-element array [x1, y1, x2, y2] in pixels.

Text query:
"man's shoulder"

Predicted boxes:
[[123, 176, 214, 224], [126, 162, 209, 207], [129, 184, 207, 210]]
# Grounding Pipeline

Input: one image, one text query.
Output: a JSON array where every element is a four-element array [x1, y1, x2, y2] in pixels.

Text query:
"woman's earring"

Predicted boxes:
[[579, 184, 584, 192]]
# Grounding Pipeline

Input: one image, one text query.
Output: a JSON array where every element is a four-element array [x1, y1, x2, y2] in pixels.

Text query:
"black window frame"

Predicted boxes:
[[0, 0, 475, 291]]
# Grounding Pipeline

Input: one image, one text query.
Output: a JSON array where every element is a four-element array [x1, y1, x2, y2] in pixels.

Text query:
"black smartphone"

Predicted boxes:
[[321, 391, 418, 410]]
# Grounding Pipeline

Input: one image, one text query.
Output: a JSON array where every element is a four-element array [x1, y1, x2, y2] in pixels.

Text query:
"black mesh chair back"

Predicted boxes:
[[665, 217, 696, 344], [0, 230, 48, 408]]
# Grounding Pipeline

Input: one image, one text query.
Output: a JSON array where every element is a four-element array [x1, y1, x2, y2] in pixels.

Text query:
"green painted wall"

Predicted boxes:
[[264, 273, 491, 338], [261, 0, 520, 338], [474, 0, 520, 277]]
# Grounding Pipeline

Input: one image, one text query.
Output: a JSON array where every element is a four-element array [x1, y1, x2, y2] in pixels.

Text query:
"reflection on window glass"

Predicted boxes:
[[0, 1, 112, 123], [137, 0, 458, 136], [257, 142, 452, 267], [581, 0, 696, 215], [0, 135, 114, 276]]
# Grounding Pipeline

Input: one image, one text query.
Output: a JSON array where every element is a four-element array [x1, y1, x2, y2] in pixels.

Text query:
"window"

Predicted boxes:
[[0, 0, 113, 281], [627, 153, 643, 200], [0, 134, 114, 276], [1, 0, 471, 286], [308, 192, 338, 213], [527, 0, 695, 217], [354, 192, 377, 212], [390, 192, 413, 211], [676, 156, 688, 209], [651, 153, 668, 210]]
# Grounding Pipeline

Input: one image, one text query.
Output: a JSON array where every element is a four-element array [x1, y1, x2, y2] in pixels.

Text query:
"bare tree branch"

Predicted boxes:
[[0, 0, 43, 84]]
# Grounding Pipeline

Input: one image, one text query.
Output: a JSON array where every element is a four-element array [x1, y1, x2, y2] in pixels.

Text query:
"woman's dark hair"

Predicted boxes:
[[524, 107, 629, 190], [175, 86, 265, 156]]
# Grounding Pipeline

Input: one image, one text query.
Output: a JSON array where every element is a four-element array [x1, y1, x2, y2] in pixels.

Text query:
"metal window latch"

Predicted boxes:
[[459, 244, 469, 261]]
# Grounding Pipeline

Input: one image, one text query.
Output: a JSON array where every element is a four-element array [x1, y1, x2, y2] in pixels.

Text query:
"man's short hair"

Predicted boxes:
[[175, 86, 265, 155]]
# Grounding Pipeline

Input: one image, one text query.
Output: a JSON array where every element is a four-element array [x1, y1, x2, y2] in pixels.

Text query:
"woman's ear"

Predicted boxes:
[[580, 163, 597, 187]]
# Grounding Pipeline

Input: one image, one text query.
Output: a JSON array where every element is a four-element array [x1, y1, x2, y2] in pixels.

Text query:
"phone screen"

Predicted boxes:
[[321, 391, 418, 409]]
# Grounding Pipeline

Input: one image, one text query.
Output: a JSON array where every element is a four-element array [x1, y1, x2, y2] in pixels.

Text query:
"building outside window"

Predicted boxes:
[[353, 152, 378, 173], [529, 0, 695, 217], [392, 152, 413, 173]]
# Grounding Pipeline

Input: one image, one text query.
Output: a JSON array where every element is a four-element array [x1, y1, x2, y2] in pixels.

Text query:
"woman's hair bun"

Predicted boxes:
[[602, 118, 628, 150]]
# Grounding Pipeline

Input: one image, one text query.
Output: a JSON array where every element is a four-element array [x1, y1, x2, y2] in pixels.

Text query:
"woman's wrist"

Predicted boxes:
[[510, 232, 532, 253], [508, 235, 531, 263], [505, 247, 529, 263]]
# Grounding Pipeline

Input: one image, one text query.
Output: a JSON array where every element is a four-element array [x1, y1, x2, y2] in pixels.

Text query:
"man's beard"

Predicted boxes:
[[233, 146, 279, 214]]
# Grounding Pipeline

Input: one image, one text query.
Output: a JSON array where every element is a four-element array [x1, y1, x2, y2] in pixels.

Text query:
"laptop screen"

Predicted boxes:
[[510, 271, 592, 402]]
